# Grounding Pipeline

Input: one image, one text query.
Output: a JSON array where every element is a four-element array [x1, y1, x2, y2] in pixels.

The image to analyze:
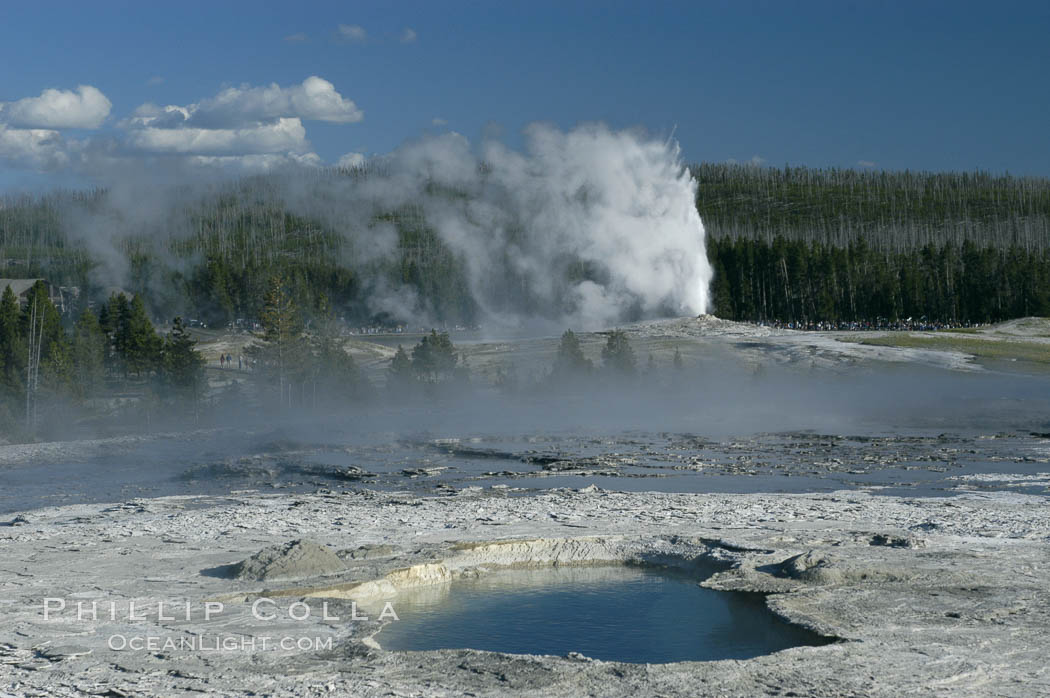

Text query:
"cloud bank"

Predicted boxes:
[[125, 117, 309, 155], [0, 85, 113, 171], [181, 76, 363, 127], [0, 77, 361, 173], [0, 126, 70, 170], [0, 85, 111, 129]]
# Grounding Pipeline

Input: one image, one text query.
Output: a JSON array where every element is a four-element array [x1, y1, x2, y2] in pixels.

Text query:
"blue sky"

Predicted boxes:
[[1, 0, 1049, 189]]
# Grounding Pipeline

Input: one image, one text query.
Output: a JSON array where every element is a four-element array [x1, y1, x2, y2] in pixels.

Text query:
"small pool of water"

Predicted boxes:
[[376, 565, 831, 663]]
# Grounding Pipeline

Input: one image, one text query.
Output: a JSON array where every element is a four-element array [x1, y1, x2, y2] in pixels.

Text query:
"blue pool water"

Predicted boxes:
[[376, 565, 831, 663]]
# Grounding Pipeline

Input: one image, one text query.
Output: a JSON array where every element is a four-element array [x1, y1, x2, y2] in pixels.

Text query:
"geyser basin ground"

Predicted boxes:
[[376, 565, 830, 662], [3, 316, 1049, 695], [2, 487, 1049, 696]]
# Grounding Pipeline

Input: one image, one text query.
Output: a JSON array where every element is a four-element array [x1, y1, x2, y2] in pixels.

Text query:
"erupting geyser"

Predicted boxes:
[[375, 123, 714, 328], [62, 122, 713, 330]]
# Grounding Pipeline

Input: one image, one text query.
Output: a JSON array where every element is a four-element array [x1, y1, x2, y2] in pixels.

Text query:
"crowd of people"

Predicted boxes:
[[218, 353, 253, 371]]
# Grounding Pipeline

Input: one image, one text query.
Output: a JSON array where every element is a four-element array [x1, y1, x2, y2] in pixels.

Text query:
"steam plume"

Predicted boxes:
[[58, 123, 713, 329], [291, 123, 712, 328]]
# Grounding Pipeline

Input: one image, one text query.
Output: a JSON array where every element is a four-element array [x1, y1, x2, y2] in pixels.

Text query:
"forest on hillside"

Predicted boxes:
[[693, 164, 1050, 251], [2, 163, 1049, 327], [706, 236, 1050, 325], [0, 172, 479, 328], [694, 165, 1050, 323]]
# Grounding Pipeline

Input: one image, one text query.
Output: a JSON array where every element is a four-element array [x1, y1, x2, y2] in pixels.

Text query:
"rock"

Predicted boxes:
[[402, 467, 447, 477], [37, 645, 93, 660], [232, 539, 347, 582], [869, 533, 925, 548], [343, 543, 397, 560], [778, 551, 845, 584]]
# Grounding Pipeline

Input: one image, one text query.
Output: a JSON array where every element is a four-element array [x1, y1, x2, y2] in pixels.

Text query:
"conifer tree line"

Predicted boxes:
[[0, 271, 675, 440], [531, 328, 678, 388], [0, 282, 205, 438], [694, 164, 1050, 251], [0, 275, 377, 438], [706, 236, 1050, 324], [0, 182, 479, 329], [2, 163, 1050, 328], [386, 329, 469, 396], [696, 163, 1050, 324]]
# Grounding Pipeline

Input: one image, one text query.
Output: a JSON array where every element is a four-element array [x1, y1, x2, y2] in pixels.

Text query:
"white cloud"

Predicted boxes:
[[0, 85, 111, 129], [338, 24, 367, 42], [136, 76, 362, 129], [858, 160, 876, 168], [0, 125, 71, 170], [0, 76, 363, 172], [122, 103, 193, 129], [400, 27, 418, 43], [188, 151, 322, 171], [146, 76, 165, 86], [284, 32, 308, 42], [336, 152, 366, 169], [431, 117, 448, 126], [125, 117, 309, 155], [205, 76, 362, 125]]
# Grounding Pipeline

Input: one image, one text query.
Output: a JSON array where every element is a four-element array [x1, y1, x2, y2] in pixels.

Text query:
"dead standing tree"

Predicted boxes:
[[24, 299, 43, 432]]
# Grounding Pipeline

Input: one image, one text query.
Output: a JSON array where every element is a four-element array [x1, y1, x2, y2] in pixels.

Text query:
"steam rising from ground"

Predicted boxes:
[[372, 124, 713, 328], [57, 123, 712, 329]]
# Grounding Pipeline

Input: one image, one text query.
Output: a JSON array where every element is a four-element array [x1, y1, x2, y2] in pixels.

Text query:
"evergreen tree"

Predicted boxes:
[[106, 293, 131, 377], [411, 330, 457, 383], [248, 275, 305, 406], [191, 256, 236, 327], [260, 276, 303, 342], [601, 330, 637, 376], [552, 329, 592, 377], [72, 308, 106, 398], [387, 344, 415, 393], [0, 286, 25, 407], [710, 258, 734, 318], [97, 299, 113, 338], [162, 317, 205, 403], [121, 294, 162, 378], [308, 294, 371, 406]]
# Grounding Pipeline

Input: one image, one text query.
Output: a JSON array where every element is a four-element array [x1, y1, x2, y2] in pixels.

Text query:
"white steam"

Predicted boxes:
[[54, 122, 711, 330], [345, 123, 712, 328], [495, 123, 711, 325]]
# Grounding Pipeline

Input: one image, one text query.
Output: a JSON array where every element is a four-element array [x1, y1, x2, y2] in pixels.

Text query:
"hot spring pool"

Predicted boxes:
[[375, 565, 830, 663]]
